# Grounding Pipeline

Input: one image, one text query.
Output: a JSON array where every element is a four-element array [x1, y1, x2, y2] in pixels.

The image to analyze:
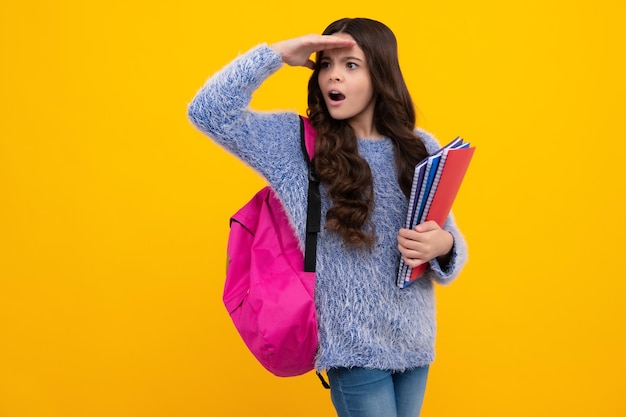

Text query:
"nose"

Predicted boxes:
[[329, 69, 342, 82]]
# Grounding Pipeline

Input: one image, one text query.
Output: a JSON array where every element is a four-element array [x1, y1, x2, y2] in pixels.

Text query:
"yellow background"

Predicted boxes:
[[1, 0, 625, 416]]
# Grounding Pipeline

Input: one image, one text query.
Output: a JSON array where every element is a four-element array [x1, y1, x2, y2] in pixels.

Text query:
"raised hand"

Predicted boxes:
[[270, 34, 356, 69]]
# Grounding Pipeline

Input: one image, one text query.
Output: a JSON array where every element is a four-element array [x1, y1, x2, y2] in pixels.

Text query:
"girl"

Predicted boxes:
[[188, 17, 468, 417]]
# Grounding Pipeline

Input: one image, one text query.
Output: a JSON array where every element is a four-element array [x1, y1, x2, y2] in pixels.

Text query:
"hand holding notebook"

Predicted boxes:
[[397, 138, 475, 288]]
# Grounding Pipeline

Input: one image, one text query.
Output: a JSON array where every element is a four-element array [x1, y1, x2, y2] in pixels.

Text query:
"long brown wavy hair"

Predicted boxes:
[[307, 18, 429, 247]]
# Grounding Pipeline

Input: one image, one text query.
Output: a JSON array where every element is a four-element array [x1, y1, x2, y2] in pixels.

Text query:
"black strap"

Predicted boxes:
[[300, 116, 321, 273], [299, 117, 327, 389], [316, 371, 330, 389]]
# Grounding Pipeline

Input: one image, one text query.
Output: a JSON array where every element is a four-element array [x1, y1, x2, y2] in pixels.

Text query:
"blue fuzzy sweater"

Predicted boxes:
[[188, 44, 468, 372]]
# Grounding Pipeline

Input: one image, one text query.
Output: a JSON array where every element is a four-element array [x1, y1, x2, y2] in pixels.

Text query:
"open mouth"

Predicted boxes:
[[329, 91, 346, 101]]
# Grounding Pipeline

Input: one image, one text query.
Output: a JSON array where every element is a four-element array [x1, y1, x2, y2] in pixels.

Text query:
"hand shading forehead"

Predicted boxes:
[[320, 35, 366, 63]]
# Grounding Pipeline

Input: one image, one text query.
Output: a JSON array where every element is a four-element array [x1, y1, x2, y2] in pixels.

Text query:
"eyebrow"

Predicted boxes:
[[321, 56, 364, 62]]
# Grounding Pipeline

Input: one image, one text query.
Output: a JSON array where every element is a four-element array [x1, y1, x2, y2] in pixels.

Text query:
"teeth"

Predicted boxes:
[[329, 91, 345, 101]]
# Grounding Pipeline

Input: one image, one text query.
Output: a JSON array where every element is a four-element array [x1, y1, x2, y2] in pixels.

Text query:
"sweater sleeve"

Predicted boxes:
[[415, 128, 469, 285], [186, 44, 303, 181]]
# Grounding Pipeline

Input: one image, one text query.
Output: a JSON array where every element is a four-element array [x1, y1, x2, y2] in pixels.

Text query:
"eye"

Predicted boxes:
[[319, 61, 331, 69], [346, 62, 359, 70]]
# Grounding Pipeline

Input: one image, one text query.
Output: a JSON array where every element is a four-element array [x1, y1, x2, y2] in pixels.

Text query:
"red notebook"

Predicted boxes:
[[399, 144, 475, 287]]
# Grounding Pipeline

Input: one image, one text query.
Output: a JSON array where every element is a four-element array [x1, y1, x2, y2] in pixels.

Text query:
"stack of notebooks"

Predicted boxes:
[[397, 136, 475, 288]]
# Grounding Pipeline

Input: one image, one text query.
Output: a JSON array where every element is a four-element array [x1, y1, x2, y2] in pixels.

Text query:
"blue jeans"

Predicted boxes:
[[327, 366, 429, 417]]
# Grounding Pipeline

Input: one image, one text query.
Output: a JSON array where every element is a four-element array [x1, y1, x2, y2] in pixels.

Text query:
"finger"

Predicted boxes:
[[398, 227, 418, 239], [397, 238, 427, 258], [398, 229, 425, 246], [415, 220, 440, 233], [401, 250, 426, 263], [320, 35, 356, 49], [401, 254, 427, 268], [397, 234, 419, 249], [303, 34, 356, 52]]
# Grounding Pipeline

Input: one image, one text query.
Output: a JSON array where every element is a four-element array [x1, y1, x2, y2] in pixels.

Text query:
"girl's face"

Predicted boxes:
[[318, 33, 376, 129]]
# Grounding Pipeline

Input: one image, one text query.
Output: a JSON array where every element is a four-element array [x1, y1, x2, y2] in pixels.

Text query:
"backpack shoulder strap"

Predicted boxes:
[[301, 116, 316, 161], [299, 116, 321, 273]]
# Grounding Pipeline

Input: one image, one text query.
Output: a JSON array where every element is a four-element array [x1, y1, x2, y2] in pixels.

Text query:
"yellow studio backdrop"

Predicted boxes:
[[1, 0, 625, 416]]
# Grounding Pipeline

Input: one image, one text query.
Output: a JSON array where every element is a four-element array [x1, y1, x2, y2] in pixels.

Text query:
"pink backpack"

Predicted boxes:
[[222, 116, 322, 379]]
